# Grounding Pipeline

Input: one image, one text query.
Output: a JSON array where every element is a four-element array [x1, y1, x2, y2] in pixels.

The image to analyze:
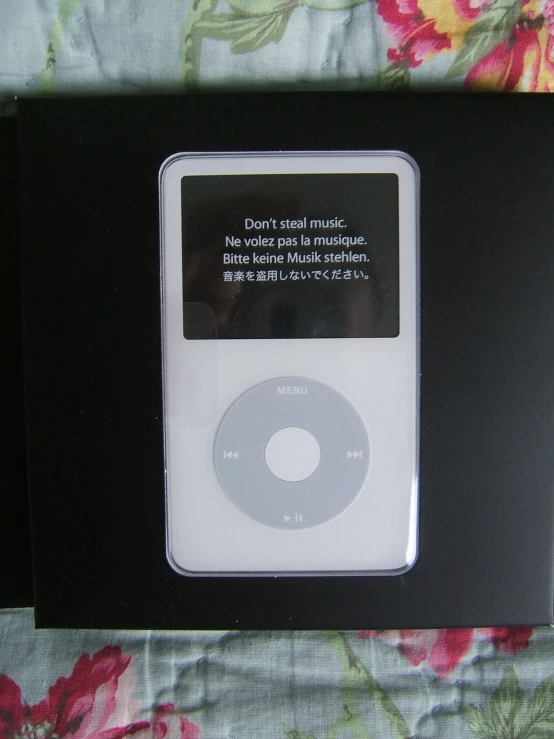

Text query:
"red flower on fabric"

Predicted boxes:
[[480, 626, 535, 655], [358, 627, 534, 678], [376, 0, 452, 67], [0, 647, 200, 739]]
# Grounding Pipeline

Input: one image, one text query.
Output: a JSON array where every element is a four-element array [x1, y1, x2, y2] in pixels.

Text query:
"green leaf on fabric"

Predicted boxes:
[[489, 667, 525, 733], [179, 0, 219, 85], [282, 728, 317, 739], [323, 710, 373, 739], [367, 63, 410, 90], [465, 705, 496, 739], [446, 0, 520, 78], [517, 675, 554, 739], [325, 632, 411, 739], [464, 668, 554, 739], [198, 5, 297, 54], [228, 0, 296, 14], [38, 0, 82, 91]]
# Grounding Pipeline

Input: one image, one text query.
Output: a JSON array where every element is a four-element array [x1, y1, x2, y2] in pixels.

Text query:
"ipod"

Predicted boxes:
[[160, 151, 419, 576]]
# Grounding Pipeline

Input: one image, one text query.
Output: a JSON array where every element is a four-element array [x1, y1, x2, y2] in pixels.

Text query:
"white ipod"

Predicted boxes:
[[159, 151, 419, 576]]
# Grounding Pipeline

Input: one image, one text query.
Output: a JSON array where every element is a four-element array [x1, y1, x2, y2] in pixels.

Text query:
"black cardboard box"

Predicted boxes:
[[19, 93, 554, 629], [1, 116, 33, 608]]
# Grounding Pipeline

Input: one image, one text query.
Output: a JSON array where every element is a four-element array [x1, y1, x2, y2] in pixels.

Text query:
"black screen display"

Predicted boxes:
[[181, 173, 399, 339]]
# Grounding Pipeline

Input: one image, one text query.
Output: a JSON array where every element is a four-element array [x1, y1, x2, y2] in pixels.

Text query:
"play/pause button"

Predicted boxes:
[[283, 514, 303, 523]]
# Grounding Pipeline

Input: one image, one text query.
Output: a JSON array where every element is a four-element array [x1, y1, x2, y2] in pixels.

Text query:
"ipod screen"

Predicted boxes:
[[181, 173, 399, 339]]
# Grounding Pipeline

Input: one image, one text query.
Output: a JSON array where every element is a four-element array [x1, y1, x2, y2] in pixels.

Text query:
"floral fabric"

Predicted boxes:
[[1, 610, 554, 739], [0, 0, 553, 95]]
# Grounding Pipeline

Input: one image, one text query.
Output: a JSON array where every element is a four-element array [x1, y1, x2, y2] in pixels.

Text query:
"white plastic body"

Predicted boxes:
[[159, 151, 419, 575]]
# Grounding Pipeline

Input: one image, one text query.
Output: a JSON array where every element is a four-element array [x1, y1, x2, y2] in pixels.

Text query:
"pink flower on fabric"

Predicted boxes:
[[0, 647, 201, 739], [376, 0, 452, 67], [358, 629, 474, 678], [358, 627, 534, 678], [151, 705, 200, 739]]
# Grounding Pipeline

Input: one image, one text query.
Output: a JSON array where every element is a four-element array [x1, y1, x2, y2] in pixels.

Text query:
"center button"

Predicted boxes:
[[265, 427, 321, 482]]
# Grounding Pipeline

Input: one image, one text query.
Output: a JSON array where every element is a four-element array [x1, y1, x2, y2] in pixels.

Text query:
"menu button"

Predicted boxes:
[[277, 386, 308, 395]]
